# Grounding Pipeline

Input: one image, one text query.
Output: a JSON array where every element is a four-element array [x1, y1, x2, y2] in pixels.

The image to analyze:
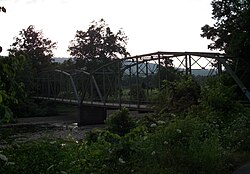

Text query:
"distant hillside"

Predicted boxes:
[[124, 61, 217, 76], [53, 57, 70, 63], [53, 58, 217, 76], [191, 69, 218, 76]]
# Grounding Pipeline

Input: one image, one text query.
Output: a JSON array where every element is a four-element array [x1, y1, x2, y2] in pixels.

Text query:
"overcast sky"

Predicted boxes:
[[0, 0, 216, 57]]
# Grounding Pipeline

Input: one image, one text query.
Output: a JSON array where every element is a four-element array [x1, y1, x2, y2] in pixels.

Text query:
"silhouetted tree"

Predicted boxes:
[[68, 19, 130, 100], [68, 19, 129, 72], [8, 25, 57, 92], [201, 0, 250, 87], [9, 25, 56, 72]]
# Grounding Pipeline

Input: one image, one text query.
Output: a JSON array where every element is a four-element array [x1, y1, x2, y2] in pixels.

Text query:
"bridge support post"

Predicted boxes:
[[79, 105, 107, 125]]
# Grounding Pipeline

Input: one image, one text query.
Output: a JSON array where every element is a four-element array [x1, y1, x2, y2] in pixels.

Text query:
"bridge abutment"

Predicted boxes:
[[79, 105, 107, 125]]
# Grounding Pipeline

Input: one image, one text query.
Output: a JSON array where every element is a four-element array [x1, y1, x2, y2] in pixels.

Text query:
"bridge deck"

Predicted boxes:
[[33, 97, 153, 111]]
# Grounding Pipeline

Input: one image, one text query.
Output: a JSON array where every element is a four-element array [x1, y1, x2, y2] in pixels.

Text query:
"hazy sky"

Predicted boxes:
[[0, 0, 215, 57]]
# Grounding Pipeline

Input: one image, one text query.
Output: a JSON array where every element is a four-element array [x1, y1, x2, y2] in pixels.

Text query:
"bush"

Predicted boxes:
[[105, 108, 135, 136], [0, 140, 80, 174], [152, 75, 200, 114], [200, 76, 242, 115]]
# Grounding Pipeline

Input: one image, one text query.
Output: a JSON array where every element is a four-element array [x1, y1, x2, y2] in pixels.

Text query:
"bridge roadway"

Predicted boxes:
[[34, 96, 153, 111], [34, 96, 153, 125]]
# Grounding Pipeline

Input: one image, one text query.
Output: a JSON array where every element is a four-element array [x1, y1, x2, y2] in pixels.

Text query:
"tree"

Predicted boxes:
[[67, 19, 130, 100], [9, 25, 56, 73], [9, 25, 56, 92], [68, 19, 129, 72], [201, 0, 250, 87]]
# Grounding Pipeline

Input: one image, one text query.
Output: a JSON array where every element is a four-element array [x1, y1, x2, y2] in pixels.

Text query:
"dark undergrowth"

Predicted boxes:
[[1, 75, 250, 173]]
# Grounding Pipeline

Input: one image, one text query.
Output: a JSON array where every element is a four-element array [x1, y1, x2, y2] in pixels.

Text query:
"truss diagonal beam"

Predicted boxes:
[[219, 58, 250, 101]]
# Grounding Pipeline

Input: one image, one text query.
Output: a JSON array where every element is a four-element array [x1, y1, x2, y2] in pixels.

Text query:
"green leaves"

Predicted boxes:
[[0, 56, 25, 123], [68, 19, 129, 70], [105, 108, 135, 136], [153, 75, 200, 114], [201, 0, 250, 93], [9, 25, 56, 73], [201, 0, 250, 53], [8, 25, 56, 96]]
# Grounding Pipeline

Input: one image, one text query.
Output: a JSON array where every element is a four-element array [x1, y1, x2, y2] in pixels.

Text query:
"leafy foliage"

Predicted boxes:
[[0, 140, 80, 174], [200, 76, 241, 114], [8, 25, 56, 93], [65, 19, 130, 101], [153, 75, 200, 114], [105, 107, 136, 136], [69, 19, 128, 60], [9, 25, 56, 73], [68, 19, 129, 71], [201, 0, 250, 87], [0, 56, 25, 123], [1, 68, 250, 174]]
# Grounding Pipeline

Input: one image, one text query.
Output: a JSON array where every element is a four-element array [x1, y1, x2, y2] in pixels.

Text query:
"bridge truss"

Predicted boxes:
[[35, 51, 250, 109]]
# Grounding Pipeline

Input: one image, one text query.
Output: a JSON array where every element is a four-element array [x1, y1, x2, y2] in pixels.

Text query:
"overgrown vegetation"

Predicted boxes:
[[1, 1, 250, 172], [0, 56, 25, 123], [201, 0, 250, 90], [0, 24, 58, 122], [152, 75, 200, 114], [1, 75, 249, 173]]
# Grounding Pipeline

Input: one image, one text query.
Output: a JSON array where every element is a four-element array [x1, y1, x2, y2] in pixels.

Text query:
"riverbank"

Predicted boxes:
[[0, 116, 105, 149]]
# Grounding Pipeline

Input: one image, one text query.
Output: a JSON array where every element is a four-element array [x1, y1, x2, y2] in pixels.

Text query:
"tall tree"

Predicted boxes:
[[67, 19, 129, 100], [68, 19, 129, 71], [9, 25, 56, 92], [201, 0, 250, 87], [9, 25, 57, 73]]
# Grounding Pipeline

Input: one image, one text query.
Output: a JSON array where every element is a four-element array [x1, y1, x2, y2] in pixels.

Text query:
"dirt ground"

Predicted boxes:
[[0, 108, 150, 149], [0, 115, 105, 148]]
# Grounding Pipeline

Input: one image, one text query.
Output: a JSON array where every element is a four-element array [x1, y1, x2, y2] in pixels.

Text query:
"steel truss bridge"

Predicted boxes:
[[34, 52, 250, 124]]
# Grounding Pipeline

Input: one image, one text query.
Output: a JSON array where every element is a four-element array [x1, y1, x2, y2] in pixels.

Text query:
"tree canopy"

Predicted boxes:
[[9, 25, 57, 73], [68, 19, 129, 71], [201, 0, 250, 87], [8, 25, 57, 94]]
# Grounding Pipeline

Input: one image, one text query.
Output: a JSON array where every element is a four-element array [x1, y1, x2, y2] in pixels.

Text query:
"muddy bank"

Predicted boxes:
[[0, 117, 105, 148]]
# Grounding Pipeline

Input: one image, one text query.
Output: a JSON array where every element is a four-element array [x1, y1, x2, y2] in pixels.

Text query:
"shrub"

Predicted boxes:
[[200, 76, 242, 115], [105, 108, 135, 136], [0, 140, 80, 174], [128, 116, 227, 174], [152, 75, 200, 114]]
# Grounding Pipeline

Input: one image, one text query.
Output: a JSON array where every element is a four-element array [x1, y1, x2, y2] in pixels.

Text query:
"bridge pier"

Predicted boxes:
[[79, 105, 107, 125]]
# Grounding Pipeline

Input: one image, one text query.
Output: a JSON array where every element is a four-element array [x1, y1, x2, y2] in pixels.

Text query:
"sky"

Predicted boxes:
[[0, 0, 216, 58]]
